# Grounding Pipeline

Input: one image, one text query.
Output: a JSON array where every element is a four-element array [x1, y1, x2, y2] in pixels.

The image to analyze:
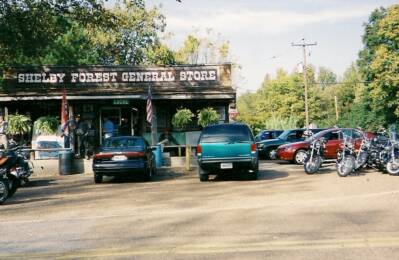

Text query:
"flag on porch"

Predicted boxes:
[[146, 87, 153, 124], [61, 88, 69, 124], [61, 88, 69, 136]]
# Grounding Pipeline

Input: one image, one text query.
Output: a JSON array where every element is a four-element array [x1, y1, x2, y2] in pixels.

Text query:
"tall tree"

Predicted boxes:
[[357, 4, 399, 124], [0, 0, 115, 65]]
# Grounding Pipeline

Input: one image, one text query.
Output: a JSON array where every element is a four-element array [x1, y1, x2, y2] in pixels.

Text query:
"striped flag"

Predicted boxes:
[[146, 87, 153, 124], [61, 88, 69, 126]]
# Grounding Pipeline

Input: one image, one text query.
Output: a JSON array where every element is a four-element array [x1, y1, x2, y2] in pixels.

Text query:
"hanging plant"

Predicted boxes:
[[197, 107, 220, 128], [7, 114, 32, 135], [34, 116, 59, 135], [172, 108, 194, 130]]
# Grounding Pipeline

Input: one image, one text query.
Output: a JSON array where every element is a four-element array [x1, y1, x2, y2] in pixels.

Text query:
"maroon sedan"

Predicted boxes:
[[276, 128, 370, 164]]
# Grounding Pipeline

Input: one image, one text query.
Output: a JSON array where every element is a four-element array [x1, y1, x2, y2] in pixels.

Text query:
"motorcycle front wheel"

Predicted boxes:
[[304, 155, 322, 174], [0, 178, 9, 205], [387, 161, 399, 175], [337, 155, 354, 177]]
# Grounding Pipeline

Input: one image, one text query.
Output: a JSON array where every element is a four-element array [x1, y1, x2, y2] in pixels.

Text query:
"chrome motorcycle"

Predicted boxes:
[[304, 137, 326, 174], [386, 127, 399, 175], [336, 132, 368, 177]]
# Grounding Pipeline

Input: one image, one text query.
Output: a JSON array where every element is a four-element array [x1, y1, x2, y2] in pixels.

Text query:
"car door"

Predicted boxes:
[[324, 131, 342, 159]]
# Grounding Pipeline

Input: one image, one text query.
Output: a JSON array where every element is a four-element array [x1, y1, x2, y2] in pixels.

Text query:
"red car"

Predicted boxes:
[[276, 128, 372, 164]]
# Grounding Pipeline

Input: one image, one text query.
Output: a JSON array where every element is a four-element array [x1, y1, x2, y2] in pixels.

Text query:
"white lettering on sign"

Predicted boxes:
[[16, 69, 218, 84], [18, 73, 66, 83], [179, 70, 217, 81], [121, 71, 175, 82]]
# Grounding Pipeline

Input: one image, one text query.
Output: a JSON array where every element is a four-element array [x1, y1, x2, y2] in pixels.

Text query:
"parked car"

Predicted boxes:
[[196, 123, 258, 181], [276, 128, 370, 164], [92, 136, 156, 183], [254, 130, 284, 142], [257, 128, 323, 159]]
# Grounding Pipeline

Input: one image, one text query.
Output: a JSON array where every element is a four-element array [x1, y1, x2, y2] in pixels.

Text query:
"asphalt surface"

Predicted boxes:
[[1, 161, 399, 259]]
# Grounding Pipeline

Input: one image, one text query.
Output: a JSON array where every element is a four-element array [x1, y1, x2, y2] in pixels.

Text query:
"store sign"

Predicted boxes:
[[113, 99, 129, 105], [14, 68, 218, 84]]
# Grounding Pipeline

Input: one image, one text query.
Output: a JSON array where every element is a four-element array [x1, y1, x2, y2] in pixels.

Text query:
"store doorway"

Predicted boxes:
[[99, 107, 121, 144]]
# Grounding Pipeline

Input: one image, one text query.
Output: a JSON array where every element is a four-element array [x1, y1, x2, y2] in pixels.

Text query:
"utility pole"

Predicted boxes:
[[292, 39, 317, 128], [334, 95, 339, 121]]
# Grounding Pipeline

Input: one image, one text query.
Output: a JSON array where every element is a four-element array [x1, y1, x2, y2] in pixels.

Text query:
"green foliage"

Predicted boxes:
[[197, 107, 220, 128], [7, 114, 32, 135], [0, 0, 115, 65], [0, 0, 171, 67], [263, 115, 299, 130], [358, 4, 399, 124], [176, 29, 231, 64], [172, 108, 194, 130], [34, 116, 59, 135]]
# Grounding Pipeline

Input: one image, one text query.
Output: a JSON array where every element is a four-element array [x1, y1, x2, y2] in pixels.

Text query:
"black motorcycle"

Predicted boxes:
[[367, 133, 390, 172], [0, 170, 9, 204], [304, 137, 326, 174], [0, 146, 33, 204]]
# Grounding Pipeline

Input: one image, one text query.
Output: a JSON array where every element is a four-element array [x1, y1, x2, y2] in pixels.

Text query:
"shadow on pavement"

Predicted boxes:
[[4, 197, 59, 205], [258, 170, 289, 180], [24, 179, 58, 188], [99, 169, 185, 184]]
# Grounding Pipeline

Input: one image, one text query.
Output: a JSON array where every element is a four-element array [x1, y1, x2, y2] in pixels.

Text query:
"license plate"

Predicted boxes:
[[220, 163, 233, 169], [112, 155, 127, 161]]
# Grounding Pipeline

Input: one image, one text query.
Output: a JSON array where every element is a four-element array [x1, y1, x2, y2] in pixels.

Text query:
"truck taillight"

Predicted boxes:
[[251, 143, 256, 153], [197, 145, 202, 155]]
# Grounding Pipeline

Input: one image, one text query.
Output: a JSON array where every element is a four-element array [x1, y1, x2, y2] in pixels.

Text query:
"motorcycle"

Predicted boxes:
[[386, 126, 399, 175], [0, 145, 33, 203], [367, 133, 390, 172], [304, 137, 326, 174], [336, 132, 369, 177], [0, 170, 9, 204]]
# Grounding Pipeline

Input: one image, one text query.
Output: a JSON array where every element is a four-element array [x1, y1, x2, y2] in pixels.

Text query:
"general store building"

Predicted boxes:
[[1, 64, 236, 150]]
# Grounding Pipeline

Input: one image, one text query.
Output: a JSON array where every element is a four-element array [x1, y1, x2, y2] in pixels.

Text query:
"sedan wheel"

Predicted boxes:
[[294, 150, 307, 164]]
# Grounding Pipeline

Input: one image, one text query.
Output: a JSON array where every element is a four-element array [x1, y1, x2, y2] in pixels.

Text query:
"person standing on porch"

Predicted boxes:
[[103, 117, 114, 139], [0, 115, 8, 149]]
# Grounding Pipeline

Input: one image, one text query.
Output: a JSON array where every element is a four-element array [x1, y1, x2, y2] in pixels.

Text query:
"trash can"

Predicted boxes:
[[153, 145, 163, 168], [59, 150, 74, 175]]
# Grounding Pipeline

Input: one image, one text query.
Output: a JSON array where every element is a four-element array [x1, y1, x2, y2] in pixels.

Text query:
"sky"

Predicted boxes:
[[144, 0, 397, 94]]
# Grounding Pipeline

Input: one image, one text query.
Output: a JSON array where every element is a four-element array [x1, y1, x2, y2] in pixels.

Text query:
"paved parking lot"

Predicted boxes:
[[1, 161, 399, 259]]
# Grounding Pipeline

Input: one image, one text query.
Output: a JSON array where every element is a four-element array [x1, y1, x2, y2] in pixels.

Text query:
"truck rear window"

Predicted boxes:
[[200, 124, 253, 143]]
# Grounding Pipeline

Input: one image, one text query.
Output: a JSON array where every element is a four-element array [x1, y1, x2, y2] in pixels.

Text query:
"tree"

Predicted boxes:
[[92, 0, 168, 65], [357, 4, 399, 124], [175, 29, 231, 64], [0, 0, 172, 67], [317, 67, 337, 89], [0, 0, 115, 66]]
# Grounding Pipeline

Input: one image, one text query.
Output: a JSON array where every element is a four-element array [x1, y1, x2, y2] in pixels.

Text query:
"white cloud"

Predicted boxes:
[[166, 7, 373, 35]]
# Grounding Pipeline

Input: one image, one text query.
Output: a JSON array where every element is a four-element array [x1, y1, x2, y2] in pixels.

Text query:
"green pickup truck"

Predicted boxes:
[[196, 123, 259, 182]]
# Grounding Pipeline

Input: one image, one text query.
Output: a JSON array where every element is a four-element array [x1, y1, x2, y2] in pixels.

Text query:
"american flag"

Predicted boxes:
[[146, 87, 153, 124], [61, 88, 69, 125]]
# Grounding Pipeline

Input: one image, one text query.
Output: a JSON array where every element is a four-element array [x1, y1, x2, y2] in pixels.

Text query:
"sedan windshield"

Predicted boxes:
[[103, 138, 144, 148]]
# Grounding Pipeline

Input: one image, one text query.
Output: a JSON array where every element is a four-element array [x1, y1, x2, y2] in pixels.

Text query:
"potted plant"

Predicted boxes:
[[172, 108, 194, 130], [33, 116, 59, 135], [197, 107, 220, 128], [7, 114, 32, 143]]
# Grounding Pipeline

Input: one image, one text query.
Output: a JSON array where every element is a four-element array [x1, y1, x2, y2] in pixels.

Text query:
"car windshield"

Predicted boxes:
[[277, 130, 292, 140], [200, 124, 253, 143], [103, 138, 144, 148], [307, 130, 330, 141]]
